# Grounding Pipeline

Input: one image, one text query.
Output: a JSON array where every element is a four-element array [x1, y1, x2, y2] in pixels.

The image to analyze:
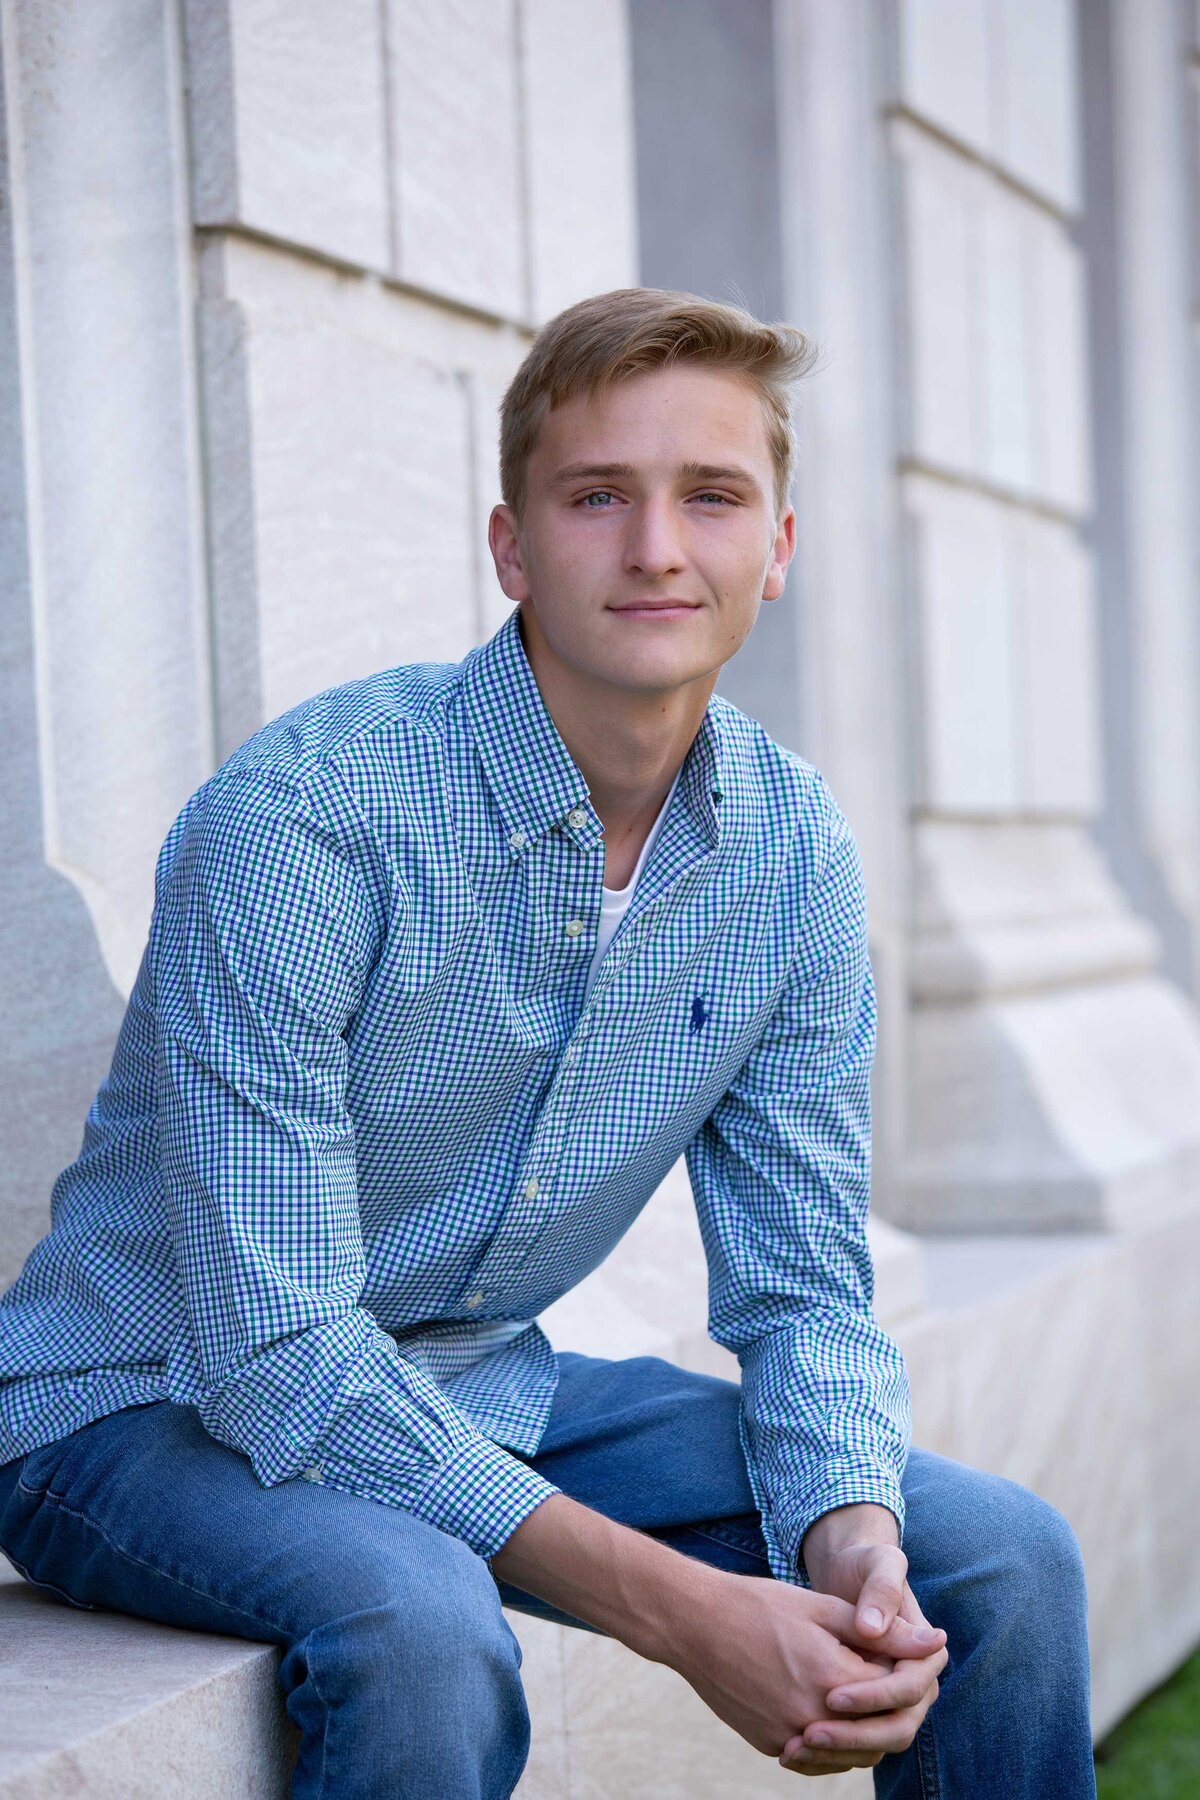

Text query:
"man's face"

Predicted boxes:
[[489, 365, 795, 698]]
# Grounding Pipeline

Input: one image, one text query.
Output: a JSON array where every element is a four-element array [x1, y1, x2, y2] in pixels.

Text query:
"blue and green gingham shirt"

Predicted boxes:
[[0, 607, 910, 1582]]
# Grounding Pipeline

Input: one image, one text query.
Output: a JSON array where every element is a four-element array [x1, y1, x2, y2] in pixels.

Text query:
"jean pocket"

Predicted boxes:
[[12, 1433, 81, 1498], [0, 1440, 102, 1609]]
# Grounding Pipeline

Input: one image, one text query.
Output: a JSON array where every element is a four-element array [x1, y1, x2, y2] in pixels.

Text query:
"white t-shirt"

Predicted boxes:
[[582, 764, 684, 1006]]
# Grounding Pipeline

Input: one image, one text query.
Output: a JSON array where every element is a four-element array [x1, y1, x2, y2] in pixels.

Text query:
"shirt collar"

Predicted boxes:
[[459, 608, 727, 859]]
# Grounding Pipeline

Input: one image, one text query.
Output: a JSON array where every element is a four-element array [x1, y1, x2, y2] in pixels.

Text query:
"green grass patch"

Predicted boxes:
[[1094, 1645, 1200, 1799]]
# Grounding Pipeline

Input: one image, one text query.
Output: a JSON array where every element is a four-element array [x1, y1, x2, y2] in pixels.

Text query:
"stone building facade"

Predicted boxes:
[[2, 3, 1198, 1795]]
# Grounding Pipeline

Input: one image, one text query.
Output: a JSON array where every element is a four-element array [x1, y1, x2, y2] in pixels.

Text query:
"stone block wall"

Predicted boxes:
[[0, 0, 635, 1292], [2, 4, 1200, 1785]]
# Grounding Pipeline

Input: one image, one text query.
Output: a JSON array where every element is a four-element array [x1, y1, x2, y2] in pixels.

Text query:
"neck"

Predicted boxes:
[[515, 604, 711, 877]]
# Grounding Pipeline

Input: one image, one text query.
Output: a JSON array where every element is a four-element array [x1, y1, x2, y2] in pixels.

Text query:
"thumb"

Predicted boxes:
[[854, 1550, 908, 1640]]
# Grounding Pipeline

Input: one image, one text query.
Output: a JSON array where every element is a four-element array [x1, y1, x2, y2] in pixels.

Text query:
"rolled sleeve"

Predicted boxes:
[[685, 771, 911, 1588]]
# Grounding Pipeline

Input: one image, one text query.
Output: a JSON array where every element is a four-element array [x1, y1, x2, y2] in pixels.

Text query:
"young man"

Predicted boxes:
[[0, 289, 1094, 1796]]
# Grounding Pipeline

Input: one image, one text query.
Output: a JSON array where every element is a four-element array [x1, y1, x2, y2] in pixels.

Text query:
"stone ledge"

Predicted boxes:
[[3, 1217, 1197, 1795], [0, 1563, 292, 1798]]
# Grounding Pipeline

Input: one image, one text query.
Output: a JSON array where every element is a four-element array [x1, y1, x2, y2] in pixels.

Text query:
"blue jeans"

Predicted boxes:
[[0, 1350, 1095, 1798]]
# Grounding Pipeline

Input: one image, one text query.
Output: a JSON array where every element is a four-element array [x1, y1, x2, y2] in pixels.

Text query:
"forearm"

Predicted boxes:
[[489, 1491, 723, 1665]]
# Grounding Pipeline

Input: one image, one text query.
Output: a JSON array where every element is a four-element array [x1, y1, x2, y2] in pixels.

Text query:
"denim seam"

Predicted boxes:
[[2, 1543, 102, 1612], [22, 1488, 288, 1642], [680, 1519, 772, 1567], [915, 1705, 941, 1799], [299, 1624, 332, 1800]]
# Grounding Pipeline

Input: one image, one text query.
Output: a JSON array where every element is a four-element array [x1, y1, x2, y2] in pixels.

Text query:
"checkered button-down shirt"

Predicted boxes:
[[0, 608, 911, 1583]]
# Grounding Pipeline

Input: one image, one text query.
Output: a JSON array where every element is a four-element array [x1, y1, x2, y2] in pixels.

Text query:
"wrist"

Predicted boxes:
[[490, 1493, 727, 1666], [801, 1502, 900, 1588], [639, 1542, 730, 1669]]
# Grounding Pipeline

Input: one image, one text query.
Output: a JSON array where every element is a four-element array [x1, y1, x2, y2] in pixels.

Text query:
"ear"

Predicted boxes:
[[762, 503, 796, 603], [488, 504, 533, 603]]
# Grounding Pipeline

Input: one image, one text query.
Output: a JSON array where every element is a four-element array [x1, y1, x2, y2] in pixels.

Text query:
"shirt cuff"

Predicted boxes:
[[771, 1461, 907, 1589], [408, 1433, 564, 1561]]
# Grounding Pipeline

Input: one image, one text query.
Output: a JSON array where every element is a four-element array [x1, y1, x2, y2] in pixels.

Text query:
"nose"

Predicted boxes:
[[622, 495, 686, 580]]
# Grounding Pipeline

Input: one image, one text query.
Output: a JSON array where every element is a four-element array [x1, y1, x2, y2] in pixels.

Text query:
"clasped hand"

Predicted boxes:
[[670, 1539, 947, 1780], [779, 1540, 948, 1777]]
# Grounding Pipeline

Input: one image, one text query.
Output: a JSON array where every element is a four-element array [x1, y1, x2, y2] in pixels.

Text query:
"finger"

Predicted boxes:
[[896, 1581, 934, 1630], [782, 1746, 883, 1774], [780, 1728, 869, 1762], [826, 1650, 947, 1716], [853, 1547, 909, 1640], [811, 1582, 943, 1659], [780, 1742, 881, 1774], [842, 1610, 945, 1659], [895, 1581, 943, 1643], [800, 1696, 934, 1759]]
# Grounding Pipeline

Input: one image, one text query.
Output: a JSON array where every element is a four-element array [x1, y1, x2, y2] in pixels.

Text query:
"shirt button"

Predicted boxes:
[[465, 1290, 485, 1309], [565, 918, 584, 937], [568, 808, 587, 830], [508, 830, 526, 851], [524, 1177, 540, 1199]]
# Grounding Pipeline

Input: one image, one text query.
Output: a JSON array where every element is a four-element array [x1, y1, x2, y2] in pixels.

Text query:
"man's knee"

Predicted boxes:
[[903, 1451, 1089, 1638], [303, 1569, 522, 1690], [279, 1535, 531, 1798], [281, 1528, 528, 1723]]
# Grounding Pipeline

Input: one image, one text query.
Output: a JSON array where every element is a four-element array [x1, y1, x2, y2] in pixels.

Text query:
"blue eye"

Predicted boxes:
[[581, 490, 615, 508]]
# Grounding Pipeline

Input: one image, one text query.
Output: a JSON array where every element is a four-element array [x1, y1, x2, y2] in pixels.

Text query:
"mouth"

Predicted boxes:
[[610, 600, 702, 619]]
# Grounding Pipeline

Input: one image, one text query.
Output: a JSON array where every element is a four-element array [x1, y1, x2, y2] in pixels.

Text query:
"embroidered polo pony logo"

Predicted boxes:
[[689, 992, 712, 1035]]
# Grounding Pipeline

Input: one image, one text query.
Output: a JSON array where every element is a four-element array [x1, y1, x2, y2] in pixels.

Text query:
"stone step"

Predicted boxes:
[[4, 1205, 1197, 1794], [0, 1558, 291, 1798]]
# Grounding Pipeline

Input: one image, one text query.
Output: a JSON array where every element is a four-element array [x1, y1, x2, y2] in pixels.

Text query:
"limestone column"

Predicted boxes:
[[881, 0, 1200, 1230], [772, 0, 916, 1226], [1100, 0, 1200, 983], [0, 0, 213, 1286]]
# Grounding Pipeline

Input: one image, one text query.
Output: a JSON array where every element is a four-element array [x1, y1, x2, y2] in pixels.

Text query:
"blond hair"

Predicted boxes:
[[498, 287, 819, 521]]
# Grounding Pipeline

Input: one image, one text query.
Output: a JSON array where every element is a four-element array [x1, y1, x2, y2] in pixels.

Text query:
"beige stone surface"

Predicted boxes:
[[539, 1154, 926, 1371], [465, 365, 520, 640], [5, 1220, 1198, 1790], [903, 969, 1200, 1229], [1125, 1207, 1200, 1686], [1027, 214, 1092, 514], [904, 477, 1017, 811], [511, 1613, 572, 1797], [1008, 515, 1101, 812], [521, 0, 638, 324], [989, 0, 1082, 212], [895, 0, 991, 156], [893, 126, 977, 473], [894, 1215, 1200, 1738], [545, 1627, 872, 1799], [1109, 0, 1200, 944], [184, 0, 390, 271], [977, 184, 1036, 493], [385, 0, 525, 317], [0, 1569, 293, 1798], [6, 0, 213, 999], [197, 253, 480, 753]]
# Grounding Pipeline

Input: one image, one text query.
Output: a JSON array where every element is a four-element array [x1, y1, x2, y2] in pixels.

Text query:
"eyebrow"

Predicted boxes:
[[549, 460, 762, 489], [677, 461, 761, 487]]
